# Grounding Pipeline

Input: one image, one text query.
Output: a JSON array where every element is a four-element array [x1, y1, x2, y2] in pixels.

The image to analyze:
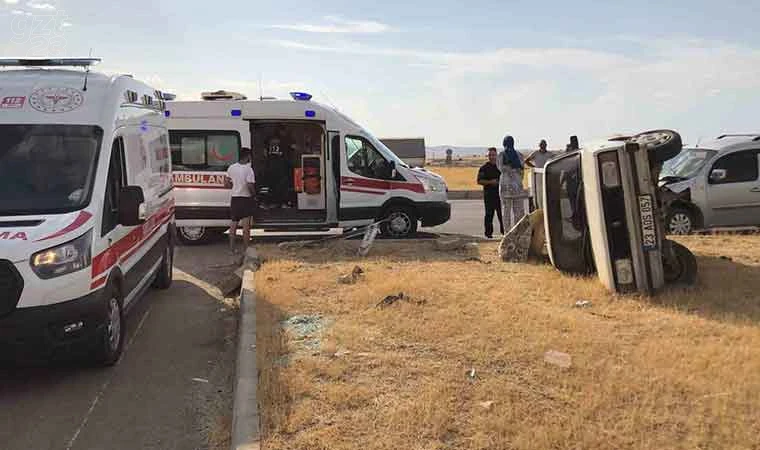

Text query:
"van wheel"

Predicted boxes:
[[666, 208, 694, 235], [663, 240, 698, 286], [152, 242, 173, 290], [94, 286, 125, 366], [178, 226, 211, 245], [380, 206, 418, 239], [628, 129, 682, 164]]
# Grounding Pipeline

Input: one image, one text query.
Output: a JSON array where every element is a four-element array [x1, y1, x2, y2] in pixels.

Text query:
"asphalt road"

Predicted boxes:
[[430, 199, 488, 238], [0, 244, 238, 450]]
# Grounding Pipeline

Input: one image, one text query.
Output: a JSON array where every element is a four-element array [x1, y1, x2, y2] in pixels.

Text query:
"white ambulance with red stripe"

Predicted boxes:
[[166, 92, 450, 242], [0, 58, 174, 365]]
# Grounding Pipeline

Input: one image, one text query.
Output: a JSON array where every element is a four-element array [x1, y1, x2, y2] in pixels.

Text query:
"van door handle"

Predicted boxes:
[[751, 187, 760, 193]]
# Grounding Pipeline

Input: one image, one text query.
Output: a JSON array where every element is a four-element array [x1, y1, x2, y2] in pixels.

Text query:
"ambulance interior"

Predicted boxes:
[[251, 121, 327, 223]]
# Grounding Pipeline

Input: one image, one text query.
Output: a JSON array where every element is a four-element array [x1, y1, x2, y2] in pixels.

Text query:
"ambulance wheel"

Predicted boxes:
[[666, 207, 694, 235], [380, 206, 418, 239], [178, 226, 212, 245], [152, 241, 174, 290], [629, 129, 682, 164], [663, 240, 697, 286], [94, 285, 125, 366]]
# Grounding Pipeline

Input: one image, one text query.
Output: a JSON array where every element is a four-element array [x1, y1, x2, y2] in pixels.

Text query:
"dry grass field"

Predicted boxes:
[[255, 236, 760, 450], [426, 160, 532, 191]]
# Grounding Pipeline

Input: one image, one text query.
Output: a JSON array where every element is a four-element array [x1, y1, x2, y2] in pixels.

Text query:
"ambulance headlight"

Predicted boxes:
[[416, 175, 446, 193], [30, 230, 92, 279]]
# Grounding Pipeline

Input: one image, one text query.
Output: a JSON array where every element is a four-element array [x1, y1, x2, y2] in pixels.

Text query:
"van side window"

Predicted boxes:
[[169, 131, 240, 172], [102, 137, 126, 236], [345, 136, 393, 180], [709, 150, 760, 184]]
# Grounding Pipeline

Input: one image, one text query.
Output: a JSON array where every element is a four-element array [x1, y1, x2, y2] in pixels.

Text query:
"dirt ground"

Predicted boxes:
[[254, 235, 760, 450]]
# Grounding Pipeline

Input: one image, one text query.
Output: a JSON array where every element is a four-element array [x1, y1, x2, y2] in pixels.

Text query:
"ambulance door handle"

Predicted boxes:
[[750, 186, 760, 193], [344, 179, 355, 186]]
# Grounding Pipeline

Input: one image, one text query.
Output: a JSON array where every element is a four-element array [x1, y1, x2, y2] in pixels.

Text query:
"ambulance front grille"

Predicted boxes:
[[0, 260, 23, 317]]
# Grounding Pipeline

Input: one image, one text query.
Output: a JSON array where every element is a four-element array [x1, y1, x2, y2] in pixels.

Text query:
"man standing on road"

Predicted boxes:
[[478, 147, 504, 238], [525, 139, 553, 169], [225, 148, 256, 254]]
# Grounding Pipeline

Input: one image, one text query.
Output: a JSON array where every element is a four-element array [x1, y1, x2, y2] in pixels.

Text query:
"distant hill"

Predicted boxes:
[[427, 145, 531, 160]]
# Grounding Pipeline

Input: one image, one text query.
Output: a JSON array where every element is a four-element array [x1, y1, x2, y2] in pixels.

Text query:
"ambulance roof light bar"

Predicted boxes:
[[0, 57, 102, 67]]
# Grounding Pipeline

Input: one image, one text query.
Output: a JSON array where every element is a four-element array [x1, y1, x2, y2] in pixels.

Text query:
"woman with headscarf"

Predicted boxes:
[[496, 135, 527, 231]]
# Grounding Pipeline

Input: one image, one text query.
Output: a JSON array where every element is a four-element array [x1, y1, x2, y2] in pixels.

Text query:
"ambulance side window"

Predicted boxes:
[[102, 137, 126, 236], [345, 136, 393, 180]]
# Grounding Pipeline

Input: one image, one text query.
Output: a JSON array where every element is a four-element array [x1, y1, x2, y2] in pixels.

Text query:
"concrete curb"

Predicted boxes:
[[231, 250, 260, 450], [448, 190, 482, 200]]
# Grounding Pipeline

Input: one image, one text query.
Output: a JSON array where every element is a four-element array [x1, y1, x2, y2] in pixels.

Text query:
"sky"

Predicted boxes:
[[2, 0, 760, 149]]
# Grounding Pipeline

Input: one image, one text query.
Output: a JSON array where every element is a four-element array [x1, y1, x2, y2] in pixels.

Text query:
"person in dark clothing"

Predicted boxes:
[[477, 147, 504, 238]]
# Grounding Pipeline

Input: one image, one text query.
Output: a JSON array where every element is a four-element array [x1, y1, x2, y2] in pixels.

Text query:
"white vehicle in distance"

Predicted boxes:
[[659, 135, 760, 234], [541, 130, 697, 295], [166, 92, 450, 243], [0, 58, 175, 365]]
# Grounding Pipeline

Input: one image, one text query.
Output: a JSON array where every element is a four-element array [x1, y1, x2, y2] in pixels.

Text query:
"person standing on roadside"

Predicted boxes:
[[477, 147, 504, 238], [497, 135, 527, 231], [525, 139, 552, 169], [225, 147, 257, 254]]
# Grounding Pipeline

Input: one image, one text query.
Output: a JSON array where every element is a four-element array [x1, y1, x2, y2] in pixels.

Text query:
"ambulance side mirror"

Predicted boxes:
[[709, 168, 727, 183], [389, 160, 397, 179], [119, 186, 146, 226]]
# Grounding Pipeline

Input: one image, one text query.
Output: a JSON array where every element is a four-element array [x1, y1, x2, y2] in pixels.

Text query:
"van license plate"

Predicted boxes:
[[638, 194, 657, 251]]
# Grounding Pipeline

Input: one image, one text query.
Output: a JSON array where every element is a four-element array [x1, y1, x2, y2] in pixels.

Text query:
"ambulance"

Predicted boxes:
[[166, 92, 450, 243], [0, 58, 174, 365]]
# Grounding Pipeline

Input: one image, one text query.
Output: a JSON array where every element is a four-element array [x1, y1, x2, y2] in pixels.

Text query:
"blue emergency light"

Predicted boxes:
[[164, 110, 171, 117], [290, 92, 312, 101], [231, 109, 242, 117], [305, 110, 316, 118]]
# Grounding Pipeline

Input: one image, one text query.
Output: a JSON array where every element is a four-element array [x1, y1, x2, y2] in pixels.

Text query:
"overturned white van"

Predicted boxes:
[[166, 92, 450, 243], [0, 58, 174, 365]]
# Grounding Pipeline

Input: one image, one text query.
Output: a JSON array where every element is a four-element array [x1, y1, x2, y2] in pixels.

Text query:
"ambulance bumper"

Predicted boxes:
[[419, 201, 451, 227], [0, 289, 109, 362]]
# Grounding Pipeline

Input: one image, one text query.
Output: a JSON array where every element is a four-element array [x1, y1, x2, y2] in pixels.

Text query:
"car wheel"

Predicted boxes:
[[628, 129, 683, 164], [178, 226, 211, 245], [94, 286, 125, 366], [380, 206, 418, 239], [666, 208, 694, 235], [663, 240, 698, 286], [151, 241, 173, 290]]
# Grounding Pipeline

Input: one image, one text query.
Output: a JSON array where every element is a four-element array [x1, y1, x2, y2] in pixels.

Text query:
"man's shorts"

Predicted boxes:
[[230, 196, 257, 222]]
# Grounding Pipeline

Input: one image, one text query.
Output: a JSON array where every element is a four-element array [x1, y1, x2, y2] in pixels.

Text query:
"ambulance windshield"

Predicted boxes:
[[0, 125, 102, 215]]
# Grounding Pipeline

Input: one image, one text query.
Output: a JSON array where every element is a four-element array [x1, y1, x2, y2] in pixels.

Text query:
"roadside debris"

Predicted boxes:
[[544, 350, 572, 369], [478, 400, 495, 411], [466, 368, 477, 380], [376, 292, 427, 308], [281, 314, 332, 353], [191, 377, 209, 383], [338, 266, 365, 284], [377, 292, 405, 308], [574, 300, 593, 308], [216, 247, 261, 297], [357, 224, 380, 256], [499, 209, 546, 263]]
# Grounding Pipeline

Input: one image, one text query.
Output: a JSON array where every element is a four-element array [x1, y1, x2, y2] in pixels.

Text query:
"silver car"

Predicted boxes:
[[660, 135, 760, 234]]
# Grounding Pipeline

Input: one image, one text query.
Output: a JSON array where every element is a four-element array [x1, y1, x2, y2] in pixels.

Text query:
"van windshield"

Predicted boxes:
[[0, 125, 102, 215], [660, 148, 717, 181]]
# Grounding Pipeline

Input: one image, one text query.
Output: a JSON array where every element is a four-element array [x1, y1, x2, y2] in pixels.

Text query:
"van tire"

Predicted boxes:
[[94, 285, 125, 366], [380, 205, 418, 239], [663, 240, 698, 286], [178, 226, 212, 245], [665, 207, 694, 235], [629, 129, 682, 164], [152, 241, 173, 290]]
